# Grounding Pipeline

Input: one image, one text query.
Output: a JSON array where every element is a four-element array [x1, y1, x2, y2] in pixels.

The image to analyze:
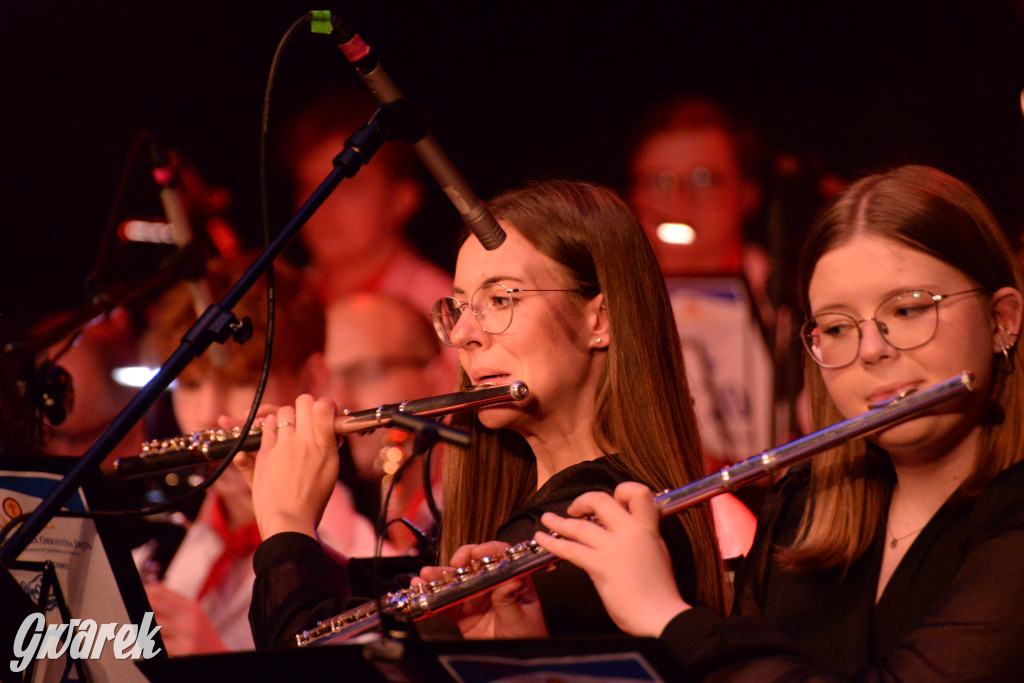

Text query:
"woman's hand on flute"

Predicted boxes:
[[417, 541, 549, 640], [535, 482, 691, 638], [233, 394, 340, 540]]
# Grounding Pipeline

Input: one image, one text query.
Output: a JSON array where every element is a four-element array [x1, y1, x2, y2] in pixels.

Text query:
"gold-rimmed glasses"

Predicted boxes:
[[431, 283, 577, 347], [801, 288, 986, 368]]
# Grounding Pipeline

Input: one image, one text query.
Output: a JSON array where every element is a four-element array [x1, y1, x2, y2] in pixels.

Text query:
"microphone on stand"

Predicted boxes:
[[326, 15, 506, 251], [149, 140, 227, 366], [149, 141, 195, 252], [149, 141, 216, 317], [118, 219, 180, 245]]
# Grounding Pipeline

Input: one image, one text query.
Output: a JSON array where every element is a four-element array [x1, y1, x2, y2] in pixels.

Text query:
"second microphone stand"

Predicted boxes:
[[0, 101, 414, 565]]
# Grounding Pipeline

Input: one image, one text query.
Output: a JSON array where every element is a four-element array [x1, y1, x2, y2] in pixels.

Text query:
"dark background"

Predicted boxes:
[[2, 0, 1023, 338]]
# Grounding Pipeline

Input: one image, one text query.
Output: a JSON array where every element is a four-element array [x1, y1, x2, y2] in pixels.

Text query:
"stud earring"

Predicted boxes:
[[595, 337, 602, 345]]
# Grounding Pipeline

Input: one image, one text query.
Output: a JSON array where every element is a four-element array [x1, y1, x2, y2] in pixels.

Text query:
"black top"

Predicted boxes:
[[249, 532, 354, 649], [662, 458, 1024, 681], [495, 455, 698, 637], [249, 455, 698, 648]]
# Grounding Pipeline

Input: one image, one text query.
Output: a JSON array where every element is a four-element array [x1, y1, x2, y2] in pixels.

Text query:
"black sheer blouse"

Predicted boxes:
[[663, 458, 1024, 681], [249, 456, 699, 648]]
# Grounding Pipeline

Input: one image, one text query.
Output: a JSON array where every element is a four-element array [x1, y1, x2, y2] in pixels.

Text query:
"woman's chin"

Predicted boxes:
[[868, 412, 967, 463], [477, 406, 524, 432]]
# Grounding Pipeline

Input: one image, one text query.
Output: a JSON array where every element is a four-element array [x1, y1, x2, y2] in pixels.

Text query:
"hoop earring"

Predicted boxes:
[[999, 342, 1015, 373]]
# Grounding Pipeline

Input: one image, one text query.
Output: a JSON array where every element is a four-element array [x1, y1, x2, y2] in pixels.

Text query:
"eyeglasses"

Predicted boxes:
[[431, 282, 577, 347], [327, 355, 432, 387], [801, 288, 986, 369], [633, 167, 732, 197]]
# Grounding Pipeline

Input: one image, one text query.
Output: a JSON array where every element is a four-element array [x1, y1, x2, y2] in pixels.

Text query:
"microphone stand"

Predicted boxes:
[[0, 102, 408, 566]]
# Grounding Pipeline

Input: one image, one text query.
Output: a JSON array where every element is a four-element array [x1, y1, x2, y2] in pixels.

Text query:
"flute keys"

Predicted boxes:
[[389, 592, 411, 611]]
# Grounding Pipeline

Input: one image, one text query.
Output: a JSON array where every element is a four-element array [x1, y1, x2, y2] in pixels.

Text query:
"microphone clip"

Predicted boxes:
[[332, 100, 418, 177]]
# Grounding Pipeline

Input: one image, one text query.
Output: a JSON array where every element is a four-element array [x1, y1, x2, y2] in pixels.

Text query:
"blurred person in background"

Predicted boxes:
[[138, 254, 380, 654], [38, 309, 148, 470], [626, 94, 768, 304], [276, 86, 452, 314], [320, 292, 454, 554], [625, 94, 779, 537]]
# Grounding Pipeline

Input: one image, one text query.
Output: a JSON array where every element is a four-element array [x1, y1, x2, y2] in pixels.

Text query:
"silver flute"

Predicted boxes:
[[113, 382, 529, 478], [296, 371, 976, 647]]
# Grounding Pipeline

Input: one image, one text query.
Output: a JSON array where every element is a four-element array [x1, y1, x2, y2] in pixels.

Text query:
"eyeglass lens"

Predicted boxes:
[[802, 290, 940, 368], [431, 283, 516, 346]]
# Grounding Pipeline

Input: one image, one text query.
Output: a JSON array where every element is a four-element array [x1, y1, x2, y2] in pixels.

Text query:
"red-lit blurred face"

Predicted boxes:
[[323, 297, 447, 479], [291, 133, 413, 263], [171, 374, 298, 436], [172, 370, 303, 498], [628, 126, 758, 276]]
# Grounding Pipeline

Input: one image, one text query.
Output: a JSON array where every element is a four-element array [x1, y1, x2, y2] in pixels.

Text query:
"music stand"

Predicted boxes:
[[0, 454, 161, 682], [665, 274, 776, 458], [405, 635, 680, 682], [138, 641, 394, 682], [138, 634, 680, 682]]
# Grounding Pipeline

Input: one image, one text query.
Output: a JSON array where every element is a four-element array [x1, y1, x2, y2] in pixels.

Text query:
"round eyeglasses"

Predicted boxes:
[[431, 283, 577, 347], [800, 288, 986, 369]]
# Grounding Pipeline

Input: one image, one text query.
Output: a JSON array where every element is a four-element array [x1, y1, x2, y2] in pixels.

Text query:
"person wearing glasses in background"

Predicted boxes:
[[625, 95, 776, 552], [536, 165, 1024, 679], [237, 179, 727, 648], [140, 255, 380, 655], [320, 292, 453, 554]]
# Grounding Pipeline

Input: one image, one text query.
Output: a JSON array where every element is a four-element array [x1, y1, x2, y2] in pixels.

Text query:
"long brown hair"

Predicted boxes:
[[440, 179, 726, 613], [782, 165, 1024, 570]]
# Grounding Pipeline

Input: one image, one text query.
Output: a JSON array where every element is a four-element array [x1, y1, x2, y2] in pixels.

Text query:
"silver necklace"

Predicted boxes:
[[887, 522, 924, 549]]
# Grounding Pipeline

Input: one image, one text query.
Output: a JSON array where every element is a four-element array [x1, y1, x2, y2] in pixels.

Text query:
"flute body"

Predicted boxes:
[[296, 371, 975, 647], [114, 382, 529, 477]]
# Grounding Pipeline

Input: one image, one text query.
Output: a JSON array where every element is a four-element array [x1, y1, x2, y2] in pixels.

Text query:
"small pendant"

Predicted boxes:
[[889, 538, 898, 549]]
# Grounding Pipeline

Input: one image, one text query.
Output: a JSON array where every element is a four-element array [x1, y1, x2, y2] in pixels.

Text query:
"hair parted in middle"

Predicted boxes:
[[440, 178, 726, 614], [780, 165, 1024, 571]]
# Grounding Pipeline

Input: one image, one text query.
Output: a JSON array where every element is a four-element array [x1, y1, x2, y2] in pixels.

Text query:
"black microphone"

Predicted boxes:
[[327, 15, 506, 250], [387, 411, 472, 448]]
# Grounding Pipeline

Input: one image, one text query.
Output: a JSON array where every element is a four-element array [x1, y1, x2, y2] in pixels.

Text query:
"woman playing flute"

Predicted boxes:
[[539, 165, 1024, 679], [238, 179, 727, 646]]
